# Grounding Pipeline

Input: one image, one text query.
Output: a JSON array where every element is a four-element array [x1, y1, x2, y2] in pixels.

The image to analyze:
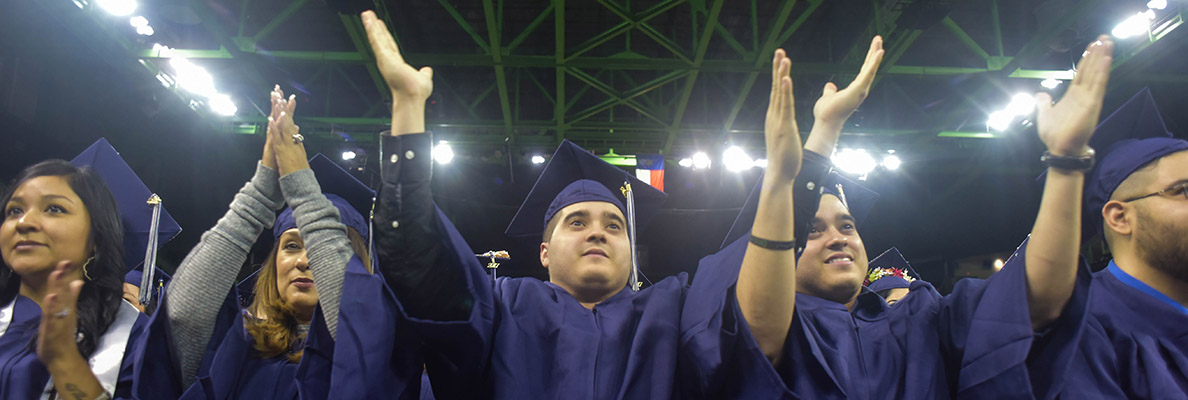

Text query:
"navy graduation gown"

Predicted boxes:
[[326, 255, 425, 399], [1060, 262, 1188, 398], [0, 295, 148, 399], [681, 234, 1089, 399], [133, 281, 335, 399], [396, 208, 693, 400]]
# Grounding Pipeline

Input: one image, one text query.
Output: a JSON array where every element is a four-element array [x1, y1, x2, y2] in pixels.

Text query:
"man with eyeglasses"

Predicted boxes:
[[1060, 87, 1188, 398]]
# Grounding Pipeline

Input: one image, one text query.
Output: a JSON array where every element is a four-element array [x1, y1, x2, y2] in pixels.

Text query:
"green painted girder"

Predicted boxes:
[[567, 68, 672, 126], [942, 16, 990, 62], [481, 0, 516, 145], [253, 0, 309, 43], [566, 0, 687, 61], [663, 0, 727, 153], [340, 13, 391, 102], [566, 69, 691, 126], [554, 0, 566, 142], [435, 0, 491, 53]]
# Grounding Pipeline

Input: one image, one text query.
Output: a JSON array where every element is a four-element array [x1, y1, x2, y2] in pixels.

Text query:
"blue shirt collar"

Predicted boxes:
[[1107, 260, 1188, 316]]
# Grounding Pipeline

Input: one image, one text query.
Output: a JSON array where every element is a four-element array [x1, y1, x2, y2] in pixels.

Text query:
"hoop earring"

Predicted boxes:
[[82, 256, 95, 281]]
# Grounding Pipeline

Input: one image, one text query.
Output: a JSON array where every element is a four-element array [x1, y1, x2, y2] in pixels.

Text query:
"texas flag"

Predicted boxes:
[[635, 154, 665, 192]]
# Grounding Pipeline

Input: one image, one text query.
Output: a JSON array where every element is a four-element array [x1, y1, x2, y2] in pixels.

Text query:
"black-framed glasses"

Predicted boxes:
[[1121, 183, 1188, 202]]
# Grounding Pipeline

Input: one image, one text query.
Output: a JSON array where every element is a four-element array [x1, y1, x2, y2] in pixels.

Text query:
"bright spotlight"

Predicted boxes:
[[433, 141, 454, 164], [97, 0, 137, 16], [170, 58, 217, 98], [882, 154, 902, 170], [832, 148, 877, 176], [722, 146, 753, 172], [678, 158, 693, 168], [136, 25, 154, 36], [1112, 11, 1155, 39], [208, 94, 237, 116], [993, 258, 1005, 271], [753, 159, 768, 169], [531, 155, 546, 165], [690, 152, 711, 170], [1040, 78, 1062, 89], [1005, 93, 1037, 116], [341, 150, 357, 161], [129, 16, 148, 28], [987, 110, 1014, 131], [1148, 0, 1167, 10]]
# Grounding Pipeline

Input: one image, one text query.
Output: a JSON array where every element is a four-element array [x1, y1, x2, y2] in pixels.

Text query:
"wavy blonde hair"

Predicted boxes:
[[245, 227, 371, 363]]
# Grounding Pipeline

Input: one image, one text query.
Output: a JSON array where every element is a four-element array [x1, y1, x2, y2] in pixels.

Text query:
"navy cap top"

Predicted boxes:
[[124, 266, 172, 287], [70, 138, 182, 273], [505, 140, 667, 238], [274, 154, 376, 243], [864, 247, 921, 292], [721, 170, 879, 249]]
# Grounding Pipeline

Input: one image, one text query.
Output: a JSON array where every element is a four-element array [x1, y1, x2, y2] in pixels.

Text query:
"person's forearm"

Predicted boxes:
[[1024, 167, 1084, 329], [803, 118, 843, 157], [391, 95, 426, 135], [47, 353, 108, 400], [737, 173, 796, 364]]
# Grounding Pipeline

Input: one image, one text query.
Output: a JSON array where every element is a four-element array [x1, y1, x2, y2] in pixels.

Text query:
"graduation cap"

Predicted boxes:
[[1037, 88, 1188, 241], [505, 140, 667, 291], [70, 138, 182, 307], [274, 154, 376, 244], [720, 170, 879, 251], [863, 247, 921, 292]]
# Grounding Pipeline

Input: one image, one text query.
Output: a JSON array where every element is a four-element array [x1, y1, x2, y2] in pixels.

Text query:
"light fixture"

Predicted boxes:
[[690, 152, 711, 170], [1148, 0, 1167, 10], [882, 154, 901, 170], [129, 16, 148, 27], [753, 158, 768, 169], [1112, 10, 1156, 39], [678, 158, 693, 168], [136, 25, 154, 36], [1040, 78, 1062, 89], [832, 148, 877, 176], [433, 141, 454, 164], [530, 155, 546, 165], [341, 150, 357, 161], [170, 58, 217, 98], [722, 146, 753, 172], [1005, 93, 1037, 116], [97, 0, 136, 16], [993, 259, 1005, 270], [208, 94, 237, 116]]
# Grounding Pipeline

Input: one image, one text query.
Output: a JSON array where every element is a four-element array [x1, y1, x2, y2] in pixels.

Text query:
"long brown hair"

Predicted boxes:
[[244, 227, 371, 362]]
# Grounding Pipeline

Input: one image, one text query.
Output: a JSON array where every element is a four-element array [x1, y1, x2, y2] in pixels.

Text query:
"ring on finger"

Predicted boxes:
[[291, 133, 304, 144], [54, 309, 69, 319]]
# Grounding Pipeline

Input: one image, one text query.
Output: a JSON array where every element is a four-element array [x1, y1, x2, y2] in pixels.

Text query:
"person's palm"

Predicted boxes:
[[1037, 36, 1113, 155], [363, 11, 432, 101]]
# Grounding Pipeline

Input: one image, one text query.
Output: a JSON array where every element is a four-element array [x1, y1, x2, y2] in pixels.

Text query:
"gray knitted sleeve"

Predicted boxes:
[[165, 163, 283, 388], [278, 168, 352, 340]]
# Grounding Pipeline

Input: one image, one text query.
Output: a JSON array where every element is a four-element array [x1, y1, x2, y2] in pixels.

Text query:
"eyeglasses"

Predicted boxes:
[[1121, 183, 1188, 203]]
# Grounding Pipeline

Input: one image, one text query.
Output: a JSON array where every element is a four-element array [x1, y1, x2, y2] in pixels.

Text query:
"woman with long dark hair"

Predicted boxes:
[[134, 85, 381, 398], [0, 159, 147, 399]]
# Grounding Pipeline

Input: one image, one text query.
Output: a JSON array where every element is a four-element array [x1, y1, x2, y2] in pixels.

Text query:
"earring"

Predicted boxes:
[[82, 256, 96, 281]]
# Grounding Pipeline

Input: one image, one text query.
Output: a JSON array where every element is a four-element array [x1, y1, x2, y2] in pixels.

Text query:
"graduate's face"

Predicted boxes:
[[1, 176, 93, 280], [796, 194, 869, 303], [274, 228, 318, 315], [1132, 151, 1188, 281], [541, 201, 631, 297]]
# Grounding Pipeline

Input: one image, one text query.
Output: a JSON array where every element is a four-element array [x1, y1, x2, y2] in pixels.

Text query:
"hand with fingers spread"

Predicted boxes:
[[1037, 35, 1114, 156], [268, 85, 309, 176], [36, 260, 86, 369], [806, 36, 885, 156], [764, 48, 804, 184], [361, 10, 433, 135]]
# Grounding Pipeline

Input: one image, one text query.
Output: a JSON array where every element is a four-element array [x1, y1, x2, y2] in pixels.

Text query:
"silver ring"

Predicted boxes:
[[54, 309, 69, 319], [291, 133, 305, 144]]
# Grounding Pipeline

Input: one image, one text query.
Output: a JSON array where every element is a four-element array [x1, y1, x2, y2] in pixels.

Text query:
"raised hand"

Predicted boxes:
[[362, 11, 433, 102], [261, 85, 283, 170], [36, 260, 85, 368], [268, 86, 309, 176], [764, 49, 803, 183], [1036, 35, 1114, 156], [813, 36, 884, 126]]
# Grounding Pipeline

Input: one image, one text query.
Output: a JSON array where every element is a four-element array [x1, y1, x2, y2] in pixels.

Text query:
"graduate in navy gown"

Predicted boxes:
[[863, 248, 922, 306], [681, 36, 1117, 399], [1050, 86, 1188, 398], [354, 10, 879, 399], [0, 136, 180, 399], [131, 86, 409, 399]]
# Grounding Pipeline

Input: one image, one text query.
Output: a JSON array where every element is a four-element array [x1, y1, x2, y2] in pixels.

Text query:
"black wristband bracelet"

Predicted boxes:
[[749, 234, 797, 251], [1041, 148, 1095, 171]]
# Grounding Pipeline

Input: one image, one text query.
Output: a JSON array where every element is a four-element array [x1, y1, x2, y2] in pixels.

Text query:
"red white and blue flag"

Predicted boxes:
[[635, 154, 665, 192]]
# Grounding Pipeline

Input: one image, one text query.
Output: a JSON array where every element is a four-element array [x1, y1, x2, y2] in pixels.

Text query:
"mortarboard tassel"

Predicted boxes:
[[621, 181, 640, 292], [140, 194, 162, 307]]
